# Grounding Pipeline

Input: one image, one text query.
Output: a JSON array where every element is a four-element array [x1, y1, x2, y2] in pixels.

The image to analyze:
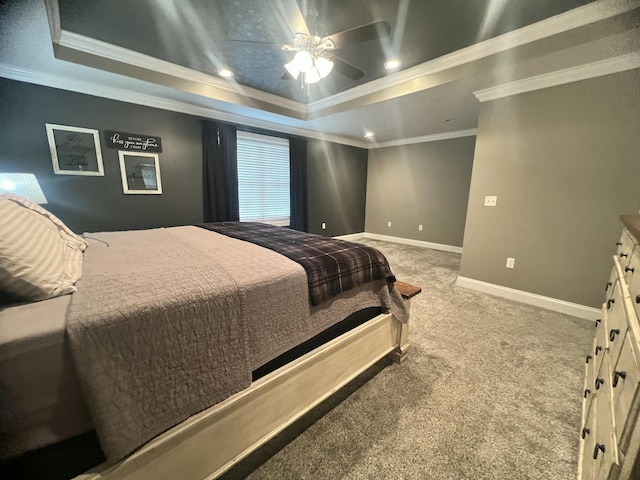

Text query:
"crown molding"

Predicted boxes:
[[0, 63, 477, 151], [307, 0, 640, 114], [369, 129, 477, 149], [44, 0, 61, 43], [473, 52, 640, 102], [55, 29, 307, 116], [0, 64, 368, 149]]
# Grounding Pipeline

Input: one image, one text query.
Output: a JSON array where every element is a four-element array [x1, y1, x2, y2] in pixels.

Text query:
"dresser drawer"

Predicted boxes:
[[606, 282, 628, 366], [611, 331, 640, 453], [616, 230, 635, 268], [625, 248, 640, 322], [606, 266, 619, 297], [579, 394, 598, 480], [593, 354, 619, 480], [585, 338, 598, 410], [595, 309, 609, 377], [622, 246, 639, 282]]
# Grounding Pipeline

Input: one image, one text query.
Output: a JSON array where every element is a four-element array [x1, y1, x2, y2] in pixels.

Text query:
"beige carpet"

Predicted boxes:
[[223, 239, 594, 479]]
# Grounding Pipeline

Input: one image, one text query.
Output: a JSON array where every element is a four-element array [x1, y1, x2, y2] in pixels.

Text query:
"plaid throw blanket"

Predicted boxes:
[[198, 222, 396, 306]]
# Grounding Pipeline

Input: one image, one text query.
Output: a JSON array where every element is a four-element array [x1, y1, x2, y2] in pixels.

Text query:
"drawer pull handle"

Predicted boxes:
[[613, 371, 627, 388], [595, 318, 601, 327], [607, 299, 615, 310], [636, 295, 640, 305], [581, 427, 590, 439], [586, 355, 592, 364], [583, 388, 591, 398], [593, 444, 606, 459], [609, 329, 620, 342], [625, 266, 635, 274], [595, 346, 602, 355], [620, 252, 628, 258], [595, 378, 604, 390], [605, 282, 612, 291], [616, 242, 623, 246]]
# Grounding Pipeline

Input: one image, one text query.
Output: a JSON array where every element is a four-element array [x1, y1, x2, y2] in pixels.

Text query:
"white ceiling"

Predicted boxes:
[[1, 0, 639, 148]]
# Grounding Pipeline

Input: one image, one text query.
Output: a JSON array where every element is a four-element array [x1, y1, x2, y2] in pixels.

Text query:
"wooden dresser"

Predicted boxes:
[[579, 215, 640, 479]]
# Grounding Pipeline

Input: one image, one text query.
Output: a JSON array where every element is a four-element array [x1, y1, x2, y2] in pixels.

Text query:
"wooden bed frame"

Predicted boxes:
[[77, 283, 420, 480]]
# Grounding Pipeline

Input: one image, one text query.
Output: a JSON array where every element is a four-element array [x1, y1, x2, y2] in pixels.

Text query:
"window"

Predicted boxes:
[[236, 130, 290, 226]]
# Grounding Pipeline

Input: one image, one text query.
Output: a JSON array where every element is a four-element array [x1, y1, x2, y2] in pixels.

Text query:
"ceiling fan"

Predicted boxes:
[[229, 1, 391, 86]]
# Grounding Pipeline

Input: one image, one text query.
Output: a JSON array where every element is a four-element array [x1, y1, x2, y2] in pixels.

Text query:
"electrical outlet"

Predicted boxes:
[[506, 257, 515, 269], [321, 222, 326, 230], [484, 196, 497, 207], [418, 224, 423, 231], [387, 221, 392, 227]]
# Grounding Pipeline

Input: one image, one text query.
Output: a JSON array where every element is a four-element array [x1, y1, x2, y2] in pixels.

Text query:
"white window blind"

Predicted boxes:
[[237, 130, 290, 226]]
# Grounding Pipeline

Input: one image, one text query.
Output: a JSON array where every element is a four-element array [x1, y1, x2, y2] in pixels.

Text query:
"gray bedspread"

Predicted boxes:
[[66, 226, 408, 462]]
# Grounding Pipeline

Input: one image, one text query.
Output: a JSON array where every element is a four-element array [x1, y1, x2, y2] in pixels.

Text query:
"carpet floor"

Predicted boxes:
[[224, 239, 595, 480]]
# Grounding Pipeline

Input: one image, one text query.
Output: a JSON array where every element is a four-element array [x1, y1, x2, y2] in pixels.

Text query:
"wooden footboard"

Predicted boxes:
[[77, 311, 408, 480]]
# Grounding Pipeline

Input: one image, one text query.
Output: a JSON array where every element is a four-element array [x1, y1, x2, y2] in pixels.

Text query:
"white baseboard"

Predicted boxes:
[[333, 232, 366, 241], [363, 233, 463, 254], [334, 233, 598, 320], [455, 276, 600, 321]]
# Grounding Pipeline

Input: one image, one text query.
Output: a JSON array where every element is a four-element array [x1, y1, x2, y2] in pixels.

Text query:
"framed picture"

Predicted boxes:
[[118, 151, 162, 194], [45, 123, 104, 176]]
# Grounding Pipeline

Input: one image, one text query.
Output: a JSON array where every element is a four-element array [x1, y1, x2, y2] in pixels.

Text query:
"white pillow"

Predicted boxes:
[[0, 194, 87, 301]]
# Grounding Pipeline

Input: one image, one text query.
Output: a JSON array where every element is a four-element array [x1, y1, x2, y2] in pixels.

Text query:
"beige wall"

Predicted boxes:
[[460, 69, 640, 308], [365, 138, 475, 246]]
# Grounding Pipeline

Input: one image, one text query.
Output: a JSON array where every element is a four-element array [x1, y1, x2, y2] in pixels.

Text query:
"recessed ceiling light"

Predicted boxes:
[[364, 131, 375, 139], [219, 69, 233, 78], [384, 59, 401, 70]]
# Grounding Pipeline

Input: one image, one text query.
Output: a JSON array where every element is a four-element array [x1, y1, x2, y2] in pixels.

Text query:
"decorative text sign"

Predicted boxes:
[[105, 130, 162, 153]]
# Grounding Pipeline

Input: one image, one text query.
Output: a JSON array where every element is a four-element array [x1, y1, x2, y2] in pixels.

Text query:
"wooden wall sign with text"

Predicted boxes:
[[105, 131, 162, 153]]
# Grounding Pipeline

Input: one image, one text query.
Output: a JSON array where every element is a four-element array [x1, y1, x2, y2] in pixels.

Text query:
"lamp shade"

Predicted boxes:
[[316, 56, 334, 78], [284, 59, 302, 79], [0, 173, 48, 204], [293, 50, 313, 72], [304, 67, 321, 84]]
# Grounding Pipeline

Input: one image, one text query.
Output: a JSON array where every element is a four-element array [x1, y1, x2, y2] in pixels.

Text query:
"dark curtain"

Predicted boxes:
[[289, 137, 308, 232], [202, 120, 239, 222]]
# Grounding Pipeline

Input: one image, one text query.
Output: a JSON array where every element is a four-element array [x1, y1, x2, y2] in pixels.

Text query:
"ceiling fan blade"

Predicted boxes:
[[326, 20, 391, 49], [276, 0, 310, 36], [330, 54, 365, 80]]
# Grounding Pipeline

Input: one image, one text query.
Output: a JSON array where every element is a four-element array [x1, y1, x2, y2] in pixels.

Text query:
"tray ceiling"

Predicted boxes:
[[57, 0, 596, 103]]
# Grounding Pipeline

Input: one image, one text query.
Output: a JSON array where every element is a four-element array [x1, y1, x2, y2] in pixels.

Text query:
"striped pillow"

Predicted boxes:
[[0, 194, 87, 302]]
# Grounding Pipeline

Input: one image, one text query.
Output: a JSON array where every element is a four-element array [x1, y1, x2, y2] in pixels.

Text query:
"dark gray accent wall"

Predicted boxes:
[[307, 140, 368, 236], [365, 138, 475, 247], [0, 78, 203, 233], [0, 78, 370, 236], [460, 69, 640, 308]]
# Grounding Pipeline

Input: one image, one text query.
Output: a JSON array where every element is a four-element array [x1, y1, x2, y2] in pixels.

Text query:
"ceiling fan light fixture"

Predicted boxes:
[[285, 60, 302, 80], [315, 56, 334, 78], [304, 67, 321, 84], [293, 50, 313, 72]]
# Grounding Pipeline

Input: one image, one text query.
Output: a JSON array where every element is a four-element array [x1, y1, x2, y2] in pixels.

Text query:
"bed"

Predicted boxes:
[[0, 193, 416, 479]]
